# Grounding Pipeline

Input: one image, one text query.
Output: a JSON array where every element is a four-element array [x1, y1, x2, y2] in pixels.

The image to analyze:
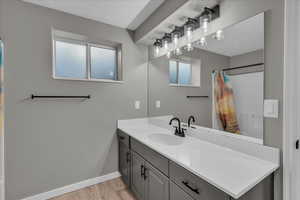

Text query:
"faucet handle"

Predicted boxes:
[[174, 127, 179, 135]]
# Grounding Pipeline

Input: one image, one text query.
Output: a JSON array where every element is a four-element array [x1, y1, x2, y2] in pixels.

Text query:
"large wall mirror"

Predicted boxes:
[[148, 13, 264, 144]]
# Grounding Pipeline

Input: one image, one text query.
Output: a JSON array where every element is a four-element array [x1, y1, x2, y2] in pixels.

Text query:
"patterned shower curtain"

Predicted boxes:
[[212, 71, 240, 134]]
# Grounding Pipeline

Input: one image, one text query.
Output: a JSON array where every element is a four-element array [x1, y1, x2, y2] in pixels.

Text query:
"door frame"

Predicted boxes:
[[283, 0, 298, 199]]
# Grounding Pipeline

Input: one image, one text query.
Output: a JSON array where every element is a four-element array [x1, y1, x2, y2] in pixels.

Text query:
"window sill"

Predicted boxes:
[[53, 77, 124, 84], [169, 84, 200, 88]]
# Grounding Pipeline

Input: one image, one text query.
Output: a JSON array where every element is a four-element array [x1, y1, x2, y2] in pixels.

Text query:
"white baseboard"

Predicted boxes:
[[21, 171, 121, 200]]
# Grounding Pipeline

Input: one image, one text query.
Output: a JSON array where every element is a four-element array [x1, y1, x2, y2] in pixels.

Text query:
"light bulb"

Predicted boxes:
[[154, 46, 160, 56], [166, 51, 171, 59], [186, 43, 193, 52], [175, 48, 182, 56], [198, 37, 207, 46], [186, 26, 193, 42], [214, 30, 224, 40], [173, 34, 179, 48], [153, 39, 162, 57], [202, 18, 209, 33], [163, 40, 169, 51]]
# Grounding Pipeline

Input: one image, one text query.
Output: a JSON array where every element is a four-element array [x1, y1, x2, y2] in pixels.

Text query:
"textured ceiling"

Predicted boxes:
[[23, 0, 165, 30]]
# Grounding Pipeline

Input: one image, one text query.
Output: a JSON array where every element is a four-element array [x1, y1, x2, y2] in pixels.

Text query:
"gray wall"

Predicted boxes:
[[149, 48, 229, 126], [230, 49, 264, 68], [143, 0, 284, 199], [0, 0, 148, 199]]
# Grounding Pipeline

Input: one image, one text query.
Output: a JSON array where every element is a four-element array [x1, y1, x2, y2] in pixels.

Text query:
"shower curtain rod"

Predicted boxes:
[[221, 63, 264, 72]]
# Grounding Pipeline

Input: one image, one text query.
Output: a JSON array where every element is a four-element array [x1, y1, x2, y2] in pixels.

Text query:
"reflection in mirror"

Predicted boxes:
[[148, 13, 264, 144]]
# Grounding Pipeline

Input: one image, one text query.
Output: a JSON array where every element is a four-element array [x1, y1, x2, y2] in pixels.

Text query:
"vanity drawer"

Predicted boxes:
[[131, 138, 169, 176], [169, 162, 228, 200], [117, 129, 130, 147]]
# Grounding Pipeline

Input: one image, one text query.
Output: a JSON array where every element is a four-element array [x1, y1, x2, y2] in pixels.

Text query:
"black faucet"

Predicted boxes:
[[169, 117, 185, 137], [188, 115, 195, 128]]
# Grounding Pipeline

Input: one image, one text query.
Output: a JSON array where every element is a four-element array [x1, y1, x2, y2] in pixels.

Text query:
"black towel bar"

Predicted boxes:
[[186, 96, 209, 98], [31, 95, 91, 99]]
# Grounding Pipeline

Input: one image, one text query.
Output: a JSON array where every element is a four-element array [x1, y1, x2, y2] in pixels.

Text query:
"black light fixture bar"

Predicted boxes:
[[162, 33, 172, 43], [199, 5, 220, 21]]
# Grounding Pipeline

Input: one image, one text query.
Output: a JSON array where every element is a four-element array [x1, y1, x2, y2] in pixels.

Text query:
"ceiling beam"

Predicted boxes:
[[133, 0, 189, 43]]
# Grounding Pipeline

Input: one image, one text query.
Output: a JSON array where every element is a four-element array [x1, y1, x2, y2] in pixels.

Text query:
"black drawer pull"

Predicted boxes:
[[182, 181, 200, 194], [143, 167, 147, 180], [119, 135, 125, 140], [141, 165, 145, 178]]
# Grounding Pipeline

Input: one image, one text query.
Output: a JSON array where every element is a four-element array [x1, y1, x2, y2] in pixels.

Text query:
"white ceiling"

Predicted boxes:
[[196, 13, 264, 57], [23, 0, 165, 30]]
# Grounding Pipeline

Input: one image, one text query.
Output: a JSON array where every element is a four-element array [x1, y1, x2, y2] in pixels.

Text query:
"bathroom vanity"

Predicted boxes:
[[117, 117, 279, 200]]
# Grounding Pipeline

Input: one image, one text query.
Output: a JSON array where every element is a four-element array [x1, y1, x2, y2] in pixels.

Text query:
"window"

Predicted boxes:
[[169, 60, 192, 85], [90, 46, 117, 80], [55, 41, 87, 79], [53, 32, 122, 82]]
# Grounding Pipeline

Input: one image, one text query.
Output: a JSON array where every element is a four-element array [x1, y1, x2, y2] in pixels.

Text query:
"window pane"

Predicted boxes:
[[178, 62, 191, 85], [91, 46, 117, 80], [55, 41, 87, 78], [169, 60, 177, 84]]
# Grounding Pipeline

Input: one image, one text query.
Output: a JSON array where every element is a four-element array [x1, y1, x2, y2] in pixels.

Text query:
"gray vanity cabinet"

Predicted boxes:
[[117, 130, 273, 200], [118, 130, 131, 186], [131, 151, 169, 200], [144, 162, 169, 200], [119, 142, 131, 186], [131, 151, 146, 200]]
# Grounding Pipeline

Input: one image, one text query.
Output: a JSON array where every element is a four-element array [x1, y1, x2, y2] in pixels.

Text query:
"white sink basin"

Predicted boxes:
[[148, 133, 184, 146]]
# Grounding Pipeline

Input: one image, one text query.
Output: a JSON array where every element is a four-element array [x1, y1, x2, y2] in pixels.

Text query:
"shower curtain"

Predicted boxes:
[[212, 71, 240, 134]]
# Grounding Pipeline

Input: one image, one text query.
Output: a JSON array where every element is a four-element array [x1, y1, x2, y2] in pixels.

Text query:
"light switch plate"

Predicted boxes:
[[134, 101, 140, 110], [264, 99, 279, 118], [155, 100, 161, 108]]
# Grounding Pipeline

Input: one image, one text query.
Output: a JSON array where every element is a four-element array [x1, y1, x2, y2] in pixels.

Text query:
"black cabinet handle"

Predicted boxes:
[[182, 181, 199, 194], [119, 135, 125, 140], [143, 167, 147, 180], [141, 165, 145, 178], [126, 152, 130, 163]]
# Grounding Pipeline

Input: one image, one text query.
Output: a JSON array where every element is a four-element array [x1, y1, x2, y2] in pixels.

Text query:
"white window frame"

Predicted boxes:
[[52, 36, 123, 83], [169, 59, 194, 87]]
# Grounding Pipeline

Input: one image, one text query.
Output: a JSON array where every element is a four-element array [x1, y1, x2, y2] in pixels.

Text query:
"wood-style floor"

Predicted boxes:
[[50, 178, 137, 200]]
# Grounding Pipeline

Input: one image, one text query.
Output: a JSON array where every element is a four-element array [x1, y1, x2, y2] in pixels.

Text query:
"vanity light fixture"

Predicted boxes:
[[171, 26, 183, 49], [184, 18, 198, 52], [153, 39, 162, 56], [162, 33, 172, 51], [184, 18, 198, 42], [171, 26, 184, 56], [200, 16, 210, 33], [162, 33, 172, 57], [152, 5, 220, 57]]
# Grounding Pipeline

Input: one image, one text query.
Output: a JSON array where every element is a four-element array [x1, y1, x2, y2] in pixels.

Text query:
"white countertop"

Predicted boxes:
[[118, 116, 280, 199]]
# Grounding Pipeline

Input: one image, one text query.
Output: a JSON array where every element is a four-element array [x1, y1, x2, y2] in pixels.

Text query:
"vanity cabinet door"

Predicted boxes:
[[131, 151, 146, 200], [119, 141, 131, 186], [144, 162, 169, 200], [170, 181, 194, 200]]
